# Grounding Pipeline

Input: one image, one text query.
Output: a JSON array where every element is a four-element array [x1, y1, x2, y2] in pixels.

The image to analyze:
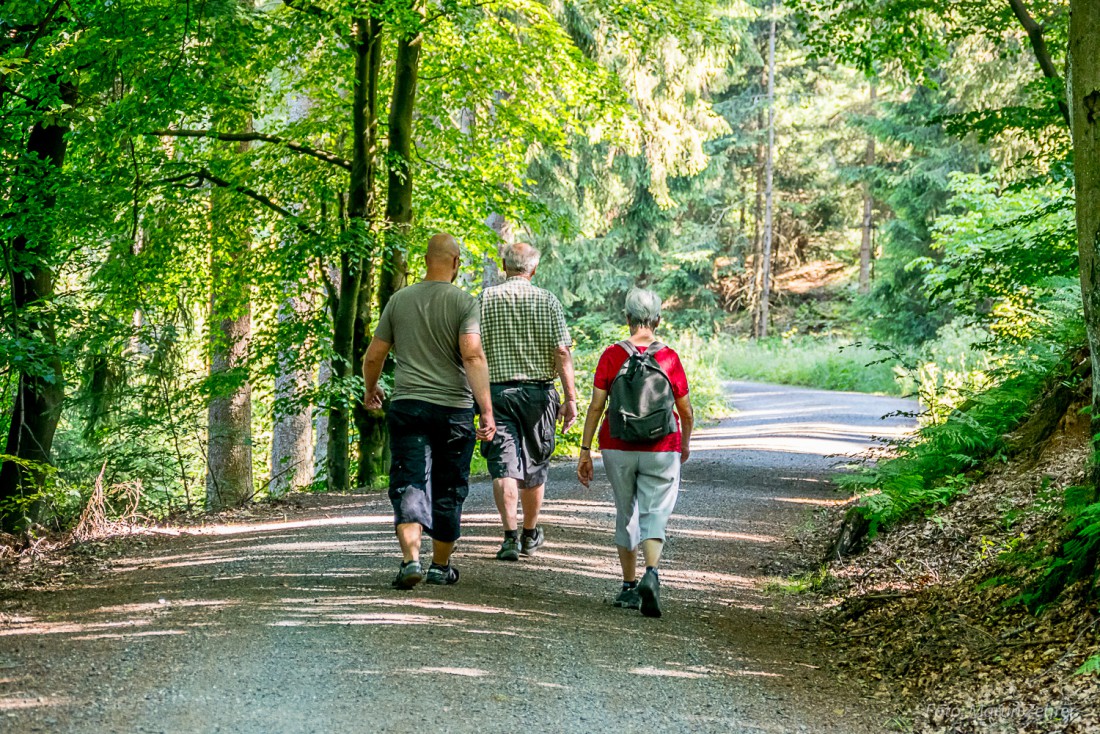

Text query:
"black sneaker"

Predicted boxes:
[[392, 560, 423, 590], [613, 585, 641, 609], [638, 569, 662, 618], [426, 563, 460, 585], [496, 537, 520, 561], [521, 527, 545, 556]]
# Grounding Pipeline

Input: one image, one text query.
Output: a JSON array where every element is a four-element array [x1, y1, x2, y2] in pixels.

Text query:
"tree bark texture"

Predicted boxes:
[[270, 296, 313, 496], [1069, 0, 1100, 496], [0, 82, 75, 529], [206, 130, 255, 511], [749, 107, 765, 332], [270, 94, 315, 497], [858, 83, 877, 295], [757, 6, 778, 339], [328, 15, 382, 492], [353, 7, 427, 491]]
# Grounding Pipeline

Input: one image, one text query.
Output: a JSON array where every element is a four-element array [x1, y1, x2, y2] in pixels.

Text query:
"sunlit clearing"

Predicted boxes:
[[673, 528, 779, 543], [271, 612, 441, 627], [89, 600, 235, 615], [72, 629, 188, 641], [660, 569, 757, 591], [411, 666, 490, 678], [0, 618, 152, 637], [0, 696, 72, 710], [772, 496, 849, 506], [630, 666, 707, 679], [147, 514, 395, 538]]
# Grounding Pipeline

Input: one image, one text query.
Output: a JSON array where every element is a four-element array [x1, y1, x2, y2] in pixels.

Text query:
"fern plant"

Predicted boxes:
[[1076, 655, 1100, 676]]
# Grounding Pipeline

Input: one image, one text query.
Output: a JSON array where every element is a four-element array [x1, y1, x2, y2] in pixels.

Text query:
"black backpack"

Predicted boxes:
[[607, 340, 678, 442]]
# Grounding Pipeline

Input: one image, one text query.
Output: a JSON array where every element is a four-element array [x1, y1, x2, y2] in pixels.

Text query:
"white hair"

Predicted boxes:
[[624, 288, 662, 328], [502, 243, 541, 275]]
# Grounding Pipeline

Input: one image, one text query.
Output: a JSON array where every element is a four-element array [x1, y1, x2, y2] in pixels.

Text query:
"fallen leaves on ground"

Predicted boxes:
[[792, 421, 1099, 733]]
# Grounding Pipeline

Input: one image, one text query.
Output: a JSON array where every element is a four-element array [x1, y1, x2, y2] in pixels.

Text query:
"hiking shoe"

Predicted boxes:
[[426, 563, 460, 585], [638, 569, 662, 618], [496, 537, 520, 561], [521, 527, 545, 556], [613, 585, 641, 609], [392, 560, 423, 590]]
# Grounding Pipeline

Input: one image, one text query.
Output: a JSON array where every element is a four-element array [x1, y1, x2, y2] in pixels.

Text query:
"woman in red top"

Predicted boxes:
[[577, 289, 694, 618]]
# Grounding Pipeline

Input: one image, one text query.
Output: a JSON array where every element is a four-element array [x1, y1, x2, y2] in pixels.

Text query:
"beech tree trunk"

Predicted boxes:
[[328, 16, 382, 492], [354, 9, 425, 490], [858, 83, 877, 295], [0, 81, 76, 530], [270, 94, 315, 497], [757, 5, 778, 339], [206, 129, 255, 511], [1069, 0, 1100, 497], [270, 294, 313, 496], [749, 107, 765, 331]]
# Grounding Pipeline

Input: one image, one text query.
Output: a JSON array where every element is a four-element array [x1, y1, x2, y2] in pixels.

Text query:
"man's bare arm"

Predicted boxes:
[[459, 333, 496, 441], [362, 337, 392, 409], [555, 345, 579, 431]]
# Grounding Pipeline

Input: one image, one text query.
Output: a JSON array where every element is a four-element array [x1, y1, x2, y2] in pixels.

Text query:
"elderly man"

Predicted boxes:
[[363, 233, 496, 589], [479, 242, 578, 561]]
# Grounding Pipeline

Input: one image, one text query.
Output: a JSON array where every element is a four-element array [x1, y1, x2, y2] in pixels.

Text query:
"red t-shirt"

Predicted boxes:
[[594, 342, 689, 452]]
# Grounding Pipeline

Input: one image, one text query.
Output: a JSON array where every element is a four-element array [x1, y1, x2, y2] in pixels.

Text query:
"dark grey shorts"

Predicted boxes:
[[481, 383, 559, 489]]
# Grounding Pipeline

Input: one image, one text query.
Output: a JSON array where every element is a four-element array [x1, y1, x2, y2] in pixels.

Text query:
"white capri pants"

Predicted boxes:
[[602, 449, 681, 549]]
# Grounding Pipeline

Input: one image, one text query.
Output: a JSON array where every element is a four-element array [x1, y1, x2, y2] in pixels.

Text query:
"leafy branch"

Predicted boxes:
[[149, 129, 351, 171], [152, 169, 319, 236]]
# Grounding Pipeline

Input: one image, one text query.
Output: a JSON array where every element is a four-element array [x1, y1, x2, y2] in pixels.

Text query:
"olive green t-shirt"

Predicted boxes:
[[374, 280, 480, 409]]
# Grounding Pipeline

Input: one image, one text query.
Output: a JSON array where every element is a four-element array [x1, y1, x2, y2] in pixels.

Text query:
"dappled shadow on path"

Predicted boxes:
[[0, 382, 915, 732]]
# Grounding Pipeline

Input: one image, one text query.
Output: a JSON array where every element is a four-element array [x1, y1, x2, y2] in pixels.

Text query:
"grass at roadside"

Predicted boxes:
[[701, 336, 904, 396]]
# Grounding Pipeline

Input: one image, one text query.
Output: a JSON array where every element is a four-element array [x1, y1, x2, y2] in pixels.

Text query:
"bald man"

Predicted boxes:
[[363, 233, 496, 589], [478, 241, 577, 562]]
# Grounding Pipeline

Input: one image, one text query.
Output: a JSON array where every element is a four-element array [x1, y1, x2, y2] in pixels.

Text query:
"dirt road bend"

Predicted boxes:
[[0, 382, 914, 734]]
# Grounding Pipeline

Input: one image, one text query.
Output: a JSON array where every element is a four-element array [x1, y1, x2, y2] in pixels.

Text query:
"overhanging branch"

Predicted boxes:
[[152, 169, 319, 237], [149, 129, 352, 171], [1007, 0, 1071, 127]]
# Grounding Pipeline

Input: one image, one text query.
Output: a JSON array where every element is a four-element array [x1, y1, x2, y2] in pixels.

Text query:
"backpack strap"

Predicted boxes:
[[616, 339, 638, 357], [646, 341, 667, 357]]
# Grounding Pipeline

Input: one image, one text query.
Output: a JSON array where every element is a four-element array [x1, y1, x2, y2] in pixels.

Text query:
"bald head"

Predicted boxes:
[[427, 232, 460, 263], [502, 242, 540, 277], [424, 232, 461, 283]]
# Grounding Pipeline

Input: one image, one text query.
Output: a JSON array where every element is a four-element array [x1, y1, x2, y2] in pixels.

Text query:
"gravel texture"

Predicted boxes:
[[0, 381, 915, 733]]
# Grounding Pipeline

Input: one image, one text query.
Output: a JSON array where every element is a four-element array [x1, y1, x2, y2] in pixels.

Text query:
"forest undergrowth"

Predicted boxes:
[[784, 356, 1100, 733]]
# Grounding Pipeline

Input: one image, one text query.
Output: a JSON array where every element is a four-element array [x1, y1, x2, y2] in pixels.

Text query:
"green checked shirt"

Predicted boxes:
[[479, 276, 572, 383]]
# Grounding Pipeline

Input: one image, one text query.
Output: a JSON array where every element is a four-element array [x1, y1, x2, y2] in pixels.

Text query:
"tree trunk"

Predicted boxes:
[[206, 129, 255, 511], [858, 83, 877, 296], [270, 95, 315, 498], [1069, 0, 1100, 498], [355, 7, 426, 490], [757, 5, 778, 339], [0, 82, 75, 530], [749, 107, 765, 333], [328, 15, 382, 493], [270, 295, 313, 497]]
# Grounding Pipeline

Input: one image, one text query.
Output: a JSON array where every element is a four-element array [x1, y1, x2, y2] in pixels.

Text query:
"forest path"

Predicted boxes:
[[0, 382, 915, 734]]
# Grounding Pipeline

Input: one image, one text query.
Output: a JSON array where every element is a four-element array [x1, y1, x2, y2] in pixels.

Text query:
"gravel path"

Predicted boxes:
[[0, 382, 915, 733]]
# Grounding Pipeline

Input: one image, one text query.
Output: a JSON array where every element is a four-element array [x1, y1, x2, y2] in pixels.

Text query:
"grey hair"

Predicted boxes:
[[624, 288, 662, 328], [502, 242, 541, 275]]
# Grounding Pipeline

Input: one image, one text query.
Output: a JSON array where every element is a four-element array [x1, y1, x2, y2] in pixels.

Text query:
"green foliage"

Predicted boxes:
[[1016, 499, 1100, 613], [842, 285, 1084, 534], [1077, 655, 1100, 676], [707, 336, 904, 395], [0, 454, 83, 533]]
